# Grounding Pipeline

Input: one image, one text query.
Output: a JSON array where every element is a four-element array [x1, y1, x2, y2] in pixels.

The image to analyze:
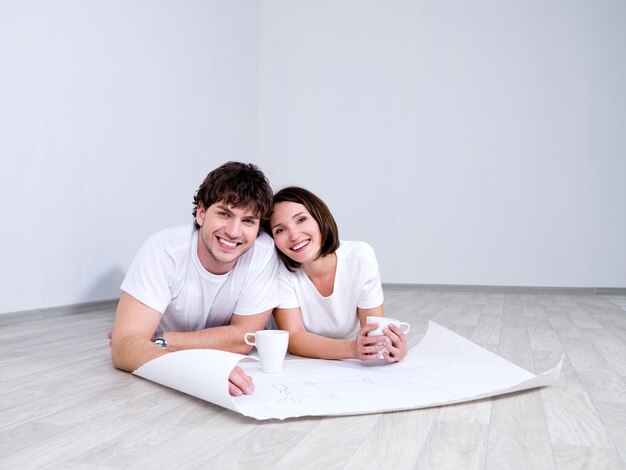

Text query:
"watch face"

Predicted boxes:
[[154, 338, 167, 350]]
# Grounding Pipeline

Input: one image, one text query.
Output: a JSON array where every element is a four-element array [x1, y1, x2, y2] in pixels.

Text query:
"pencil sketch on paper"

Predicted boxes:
[[273, 383, 300, 405], [233, 322, 561, 419]]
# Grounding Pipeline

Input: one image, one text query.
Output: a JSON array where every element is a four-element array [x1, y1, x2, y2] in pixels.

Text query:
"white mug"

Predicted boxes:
[[244, 330, 289, 374], [366, 316, 410, 346]]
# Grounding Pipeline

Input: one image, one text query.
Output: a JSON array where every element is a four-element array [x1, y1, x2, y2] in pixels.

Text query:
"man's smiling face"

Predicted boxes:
[[195, 201, 260, 275]]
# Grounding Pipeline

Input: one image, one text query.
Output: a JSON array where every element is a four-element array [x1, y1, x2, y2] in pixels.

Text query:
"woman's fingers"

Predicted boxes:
[[382, 324, 408, 361]]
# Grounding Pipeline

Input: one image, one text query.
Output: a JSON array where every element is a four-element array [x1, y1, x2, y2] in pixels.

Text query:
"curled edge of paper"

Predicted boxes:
[[133, 349, 256, 413]]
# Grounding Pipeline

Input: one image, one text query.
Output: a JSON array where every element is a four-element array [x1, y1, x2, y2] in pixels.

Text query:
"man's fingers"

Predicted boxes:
[[228, 366, 254, 396], [229, 382, 242, 396]]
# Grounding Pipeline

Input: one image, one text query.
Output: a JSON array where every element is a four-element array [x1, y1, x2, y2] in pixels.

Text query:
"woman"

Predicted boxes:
[[266, 186, 408, 362]]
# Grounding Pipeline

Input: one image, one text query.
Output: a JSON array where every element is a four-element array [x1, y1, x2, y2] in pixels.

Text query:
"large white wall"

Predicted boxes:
[[257, 0, 626, 288], [2, 1, 625, 315], [0, 1, 258, 314]]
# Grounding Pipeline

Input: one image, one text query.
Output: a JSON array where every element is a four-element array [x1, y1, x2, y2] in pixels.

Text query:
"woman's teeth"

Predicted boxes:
[[291, 240, 310, 251]]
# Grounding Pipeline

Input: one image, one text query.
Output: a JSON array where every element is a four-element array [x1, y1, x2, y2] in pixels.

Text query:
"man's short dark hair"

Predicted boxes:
[[192, 162, 273, 229]]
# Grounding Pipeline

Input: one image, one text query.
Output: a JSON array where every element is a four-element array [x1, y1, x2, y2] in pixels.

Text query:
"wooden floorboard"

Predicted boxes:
[[1, 288, 625, 469]]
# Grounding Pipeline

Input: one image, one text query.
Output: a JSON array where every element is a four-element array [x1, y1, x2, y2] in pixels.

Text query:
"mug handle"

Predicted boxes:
[[398, 322, 411, 334], [244, 332, 256, 346]]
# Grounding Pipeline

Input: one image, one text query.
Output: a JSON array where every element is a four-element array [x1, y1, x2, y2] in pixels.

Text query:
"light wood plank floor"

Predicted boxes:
[[1, 287, 626, 469]]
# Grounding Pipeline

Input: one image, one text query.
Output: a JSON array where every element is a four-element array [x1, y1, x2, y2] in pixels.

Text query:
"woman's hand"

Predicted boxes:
[[353, 323, 386, 360], [381, 323, 408, 362]]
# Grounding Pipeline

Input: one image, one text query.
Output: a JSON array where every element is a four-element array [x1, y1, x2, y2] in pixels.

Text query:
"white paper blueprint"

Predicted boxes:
[[134, 321, 562, 420]]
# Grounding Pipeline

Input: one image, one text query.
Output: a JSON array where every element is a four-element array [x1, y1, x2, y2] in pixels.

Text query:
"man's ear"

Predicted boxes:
[[196, 203, 206, 227]]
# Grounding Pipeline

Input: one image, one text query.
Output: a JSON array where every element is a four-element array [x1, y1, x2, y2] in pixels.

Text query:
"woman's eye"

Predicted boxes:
[[274, 228, 284, 234], [297, 217, 307, 223]]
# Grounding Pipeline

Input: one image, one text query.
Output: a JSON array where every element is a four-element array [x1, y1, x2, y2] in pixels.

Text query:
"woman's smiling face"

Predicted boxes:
[[270, 201, 322, 265]]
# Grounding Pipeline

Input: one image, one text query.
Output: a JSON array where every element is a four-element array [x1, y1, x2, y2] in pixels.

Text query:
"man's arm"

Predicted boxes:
[[111, 292, 257, 396], [161, 309, 272, 355], [111, 293, 166, 372]]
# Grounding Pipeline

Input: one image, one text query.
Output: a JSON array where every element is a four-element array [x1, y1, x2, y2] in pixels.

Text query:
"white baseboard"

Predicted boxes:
[[382, 283, 626, 295], [0, 298, 119, 325]]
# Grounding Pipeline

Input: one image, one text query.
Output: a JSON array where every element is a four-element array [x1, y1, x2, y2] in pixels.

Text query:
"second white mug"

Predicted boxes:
[[365, 316, 411, 346]]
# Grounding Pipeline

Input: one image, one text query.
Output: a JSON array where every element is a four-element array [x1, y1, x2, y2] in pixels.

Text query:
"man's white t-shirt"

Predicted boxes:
[[277, 241, 384, 339], [121, 224, 279, 332]]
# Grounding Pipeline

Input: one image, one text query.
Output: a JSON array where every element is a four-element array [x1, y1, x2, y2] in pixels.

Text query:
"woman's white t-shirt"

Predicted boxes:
[[277, 241, 384, 339]]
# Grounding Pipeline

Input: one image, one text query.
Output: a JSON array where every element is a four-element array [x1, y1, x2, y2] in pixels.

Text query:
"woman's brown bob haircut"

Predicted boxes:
[[266, 186, 340, 271], [192, 162, 273, 229]]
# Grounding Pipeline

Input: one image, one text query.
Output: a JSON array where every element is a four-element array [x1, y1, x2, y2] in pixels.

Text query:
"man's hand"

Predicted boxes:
[[353, 323, 386, 360], [229, 366, 254, 396]]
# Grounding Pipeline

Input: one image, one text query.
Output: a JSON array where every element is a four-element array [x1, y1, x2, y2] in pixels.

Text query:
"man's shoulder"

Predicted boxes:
[[148, 224, 194, 246], [153, 223, 194, 239], [252, 231, 276, 252], [238, 231, 276, 263], [139, 224, 195, 261], [232, 231, 277, 275]]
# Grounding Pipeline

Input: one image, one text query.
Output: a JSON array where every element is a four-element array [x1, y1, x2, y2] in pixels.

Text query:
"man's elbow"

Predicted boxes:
[[110, 339, 135, 373], [111, 352, 130, 372]]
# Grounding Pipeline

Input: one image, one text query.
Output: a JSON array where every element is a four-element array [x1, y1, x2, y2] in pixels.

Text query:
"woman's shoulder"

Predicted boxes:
[[277, 259, 300, 280]]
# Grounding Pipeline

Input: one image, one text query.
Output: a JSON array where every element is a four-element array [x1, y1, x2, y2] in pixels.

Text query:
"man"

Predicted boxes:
[[111, 162, 279, 396]]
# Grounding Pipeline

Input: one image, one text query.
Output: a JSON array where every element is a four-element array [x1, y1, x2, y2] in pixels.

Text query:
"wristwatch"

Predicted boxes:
[[154, 336, 167, 350]]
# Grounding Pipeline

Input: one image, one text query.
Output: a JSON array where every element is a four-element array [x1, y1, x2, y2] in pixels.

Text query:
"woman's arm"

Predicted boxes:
[[356, 305, 384, 326], [273, 307, 386, 360]]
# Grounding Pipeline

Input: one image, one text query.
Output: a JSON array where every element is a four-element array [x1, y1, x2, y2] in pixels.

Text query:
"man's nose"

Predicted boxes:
[[224, 218, 242, 238]]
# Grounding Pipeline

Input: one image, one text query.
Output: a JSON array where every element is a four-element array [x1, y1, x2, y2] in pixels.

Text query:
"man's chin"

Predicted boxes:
[[213, 246, 248, 264]]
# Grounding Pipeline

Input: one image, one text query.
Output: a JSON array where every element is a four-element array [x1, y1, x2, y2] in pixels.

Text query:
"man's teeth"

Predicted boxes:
[[219, 238, 237, 247], [291, 240, 310, 251]]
